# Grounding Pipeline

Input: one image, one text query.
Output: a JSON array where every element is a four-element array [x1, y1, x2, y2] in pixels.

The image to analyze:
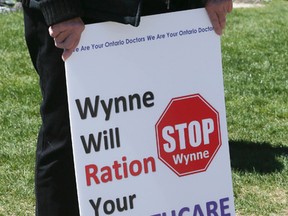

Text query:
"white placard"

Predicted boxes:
[[65, 8, 235, 216]]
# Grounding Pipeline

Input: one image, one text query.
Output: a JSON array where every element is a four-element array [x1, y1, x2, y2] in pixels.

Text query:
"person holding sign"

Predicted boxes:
[[22, 0, 232, 215]]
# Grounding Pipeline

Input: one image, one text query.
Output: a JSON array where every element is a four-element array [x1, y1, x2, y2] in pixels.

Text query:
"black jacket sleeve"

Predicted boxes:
[[25, 0, 83, 26]]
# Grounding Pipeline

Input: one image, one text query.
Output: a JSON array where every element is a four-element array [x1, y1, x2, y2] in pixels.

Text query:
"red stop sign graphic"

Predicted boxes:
[[155, 94, 222, 176]]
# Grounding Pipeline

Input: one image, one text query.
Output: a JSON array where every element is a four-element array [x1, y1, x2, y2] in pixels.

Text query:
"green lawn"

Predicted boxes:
[[0, 0, 287, 215], [222, 0, 288, 215], [0, 11, 38, 216]]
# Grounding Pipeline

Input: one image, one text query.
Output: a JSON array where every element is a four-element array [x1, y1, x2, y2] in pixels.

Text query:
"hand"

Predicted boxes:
[[48, 17, 85, 61], [205, 0, 233, 35]]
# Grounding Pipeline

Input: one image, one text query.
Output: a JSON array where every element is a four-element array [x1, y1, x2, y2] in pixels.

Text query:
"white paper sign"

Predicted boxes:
[[65, 8, 235, 216]]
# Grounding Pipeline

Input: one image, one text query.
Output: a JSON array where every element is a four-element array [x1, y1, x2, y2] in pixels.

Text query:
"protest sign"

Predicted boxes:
[[65, 8, 235, 216]]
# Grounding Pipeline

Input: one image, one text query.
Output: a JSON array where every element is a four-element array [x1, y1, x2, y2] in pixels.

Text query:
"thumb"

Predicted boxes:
[[62, 49, 73, 61]]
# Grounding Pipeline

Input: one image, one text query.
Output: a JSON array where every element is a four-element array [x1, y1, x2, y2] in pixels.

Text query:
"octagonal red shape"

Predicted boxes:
[[155, 94, 222, 176]]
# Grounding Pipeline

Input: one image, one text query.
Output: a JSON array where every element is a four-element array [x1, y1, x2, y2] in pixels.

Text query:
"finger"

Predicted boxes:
[[62, 49, 73, 61], [53, 31, 72, 48], [218, 12, 226, 30], [62, 38, 80, 61], [48, 25, 61, 38], [207, 11, 222, 35], [55, 32, 78, 50], [54, 31, 68, 44], [227, 1, 233, 13]]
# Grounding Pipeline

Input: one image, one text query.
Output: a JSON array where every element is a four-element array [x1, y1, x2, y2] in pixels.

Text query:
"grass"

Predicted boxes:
[[0, 0, 288, 215], [0, 12, 39, 216], [222, 0, 288, 215]]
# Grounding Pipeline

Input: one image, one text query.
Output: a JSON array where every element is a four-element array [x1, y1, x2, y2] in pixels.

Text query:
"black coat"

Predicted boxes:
[[22, 0, 204, 27]]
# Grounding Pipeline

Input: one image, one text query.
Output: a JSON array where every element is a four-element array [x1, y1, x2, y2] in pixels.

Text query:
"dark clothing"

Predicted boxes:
[[22, 0, 83, 26], [23, 7, 80, 216], [82, 0, 142, 26], [23, 0, 204, 26], [23, 1, 204, 215]]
